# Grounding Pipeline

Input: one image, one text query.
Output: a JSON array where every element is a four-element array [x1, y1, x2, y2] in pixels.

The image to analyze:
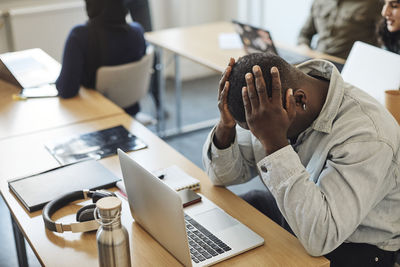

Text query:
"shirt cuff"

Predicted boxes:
[[257, 145, 304, 192], [210, 130, 239, 160]]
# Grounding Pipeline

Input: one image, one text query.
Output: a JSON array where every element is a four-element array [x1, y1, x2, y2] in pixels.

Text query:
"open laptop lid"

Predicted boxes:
[[341, 41, 400, 104], [117, 149, 192, 266], [0, 48, 61, 89], [232, 20, 278, 55], [0, 56, 21, 88]]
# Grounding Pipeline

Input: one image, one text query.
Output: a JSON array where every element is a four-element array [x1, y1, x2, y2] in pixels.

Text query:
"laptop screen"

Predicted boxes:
[[232, 20, 278, 55], [0, 48, 61, 89], [341, 41, 400, 104]]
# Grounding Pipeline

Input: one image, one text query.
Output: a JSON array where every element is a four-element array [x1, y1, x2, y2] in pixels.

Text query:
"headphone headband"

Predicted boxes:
[[42, 189, 115, 233]]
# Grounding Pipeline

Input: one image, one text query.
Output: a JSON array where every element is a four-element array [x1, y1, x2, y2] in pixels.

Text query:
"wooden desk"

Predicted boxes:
[[146, 21, 344, 73], [145, 21, 344, 137], [0, 113, 329, 266], [0, 80, 124, 140]]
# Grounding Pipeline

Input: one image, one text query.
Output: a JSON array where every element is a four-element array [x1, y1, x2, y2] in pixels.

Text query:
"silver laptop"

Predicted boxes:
[[118, 149, 264, 266], [0, 48, 60, 97], [341, 41, 400, 105]]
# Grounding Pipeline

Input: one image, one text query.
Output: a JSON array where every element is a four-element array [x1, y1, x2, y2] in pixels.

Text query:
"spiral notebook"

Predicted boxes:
[[117, 165, 200, 197], [153, 165, 200, 191]]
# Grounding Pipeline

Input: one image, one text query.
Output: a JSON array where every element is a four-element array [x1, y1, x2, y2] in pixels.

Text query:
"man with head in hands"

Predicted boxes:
[[202, 53, 400, 267]]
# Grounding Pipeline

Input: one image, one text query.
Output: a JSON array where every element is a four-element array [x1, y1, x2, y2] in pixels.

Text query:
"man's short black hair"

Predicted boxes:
[[227, 52, 296, 123]]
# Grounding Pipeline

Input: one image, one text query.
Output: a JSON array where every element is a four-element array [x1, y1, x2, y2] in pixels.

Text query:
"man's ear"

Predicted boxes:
[[293, 89, 307, 110]]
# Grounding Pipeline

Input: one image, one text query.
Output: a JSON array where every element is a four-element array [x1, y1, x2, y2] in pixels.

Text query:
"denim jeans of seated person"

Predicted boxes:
[[240, 189, 398, 267]]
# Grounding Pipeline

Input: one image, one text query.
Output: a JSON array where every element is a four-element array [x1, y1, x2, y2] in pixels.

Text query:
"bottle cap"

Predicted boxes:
[[95, 196, 122, 224], [96, 196, 121, 211]]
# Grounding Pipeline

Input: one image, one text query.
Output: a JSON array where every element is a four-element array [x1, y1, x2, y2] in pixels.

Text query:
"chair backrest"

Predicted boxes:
[[95, 46, 154, 109], [341, 41, 400, 105]]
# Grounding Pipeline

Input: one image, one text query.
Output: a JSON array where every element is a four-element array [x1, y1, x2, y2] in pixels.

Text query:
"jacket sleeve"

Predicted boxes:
[[257, 141, 395, 256], [202, 125, 258, 186]]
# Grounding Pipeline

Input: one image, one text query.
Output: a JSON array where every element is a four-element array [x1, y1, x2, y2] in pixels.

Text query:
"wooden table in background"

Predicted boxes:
[[0, 80, 124, 140]]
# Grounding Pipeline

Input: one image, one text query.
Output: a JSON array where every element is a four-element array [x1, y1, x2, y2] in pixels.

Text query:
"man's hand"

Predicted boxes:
[[213, 58, 237, 149], [242, 65, 296, 154]]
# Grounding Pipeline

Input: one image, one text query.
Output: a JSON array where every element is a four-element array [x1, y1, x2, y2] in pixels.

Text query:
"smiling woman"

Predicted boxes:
[[378, 0, 400, 53]]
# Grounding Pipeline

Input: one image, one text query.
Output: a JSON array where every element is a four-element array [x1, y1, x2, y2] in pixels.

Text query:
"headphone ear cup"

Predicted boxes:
[[76, 203, 97, 222], [91, 190, 116, 203]]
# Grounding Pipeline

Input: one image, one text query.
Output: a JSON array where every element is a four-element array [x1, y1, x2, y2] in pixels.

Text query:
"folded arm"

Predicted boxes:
[[203, 126, 257, 186], [258, 141, 394, 256]]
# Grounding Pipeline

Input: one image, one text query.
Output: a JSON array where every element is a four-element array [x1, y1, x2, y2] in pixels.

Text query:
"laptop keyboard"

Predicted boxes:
[[184, 214, 232, 263]]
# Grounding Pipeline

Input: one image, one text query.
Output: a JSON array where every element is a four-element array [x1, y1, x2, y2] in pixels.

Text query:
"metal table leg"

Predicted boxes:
[[153, 47, 217, 138], [155, 46, 166, 136], [174, 54, 182, 132], [10, 213, 28, 267]]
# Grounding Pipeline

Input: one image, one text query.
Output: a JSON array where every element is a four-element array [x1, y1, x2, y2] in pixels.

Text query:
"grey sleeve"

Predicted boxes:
[[257, 142, 394, 256], [202, 126, 256, 186]]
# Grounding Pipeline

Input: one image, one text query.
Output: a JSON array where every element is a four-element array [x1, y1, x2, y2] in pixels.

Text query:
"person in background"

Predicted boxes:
[[297, 0, 382, 59], [125, 0, 152, 32], [125, 0, 162, 116], [378, 0, 400, 54], [203, 53, 400, 266], [56, 0, 146, 116]]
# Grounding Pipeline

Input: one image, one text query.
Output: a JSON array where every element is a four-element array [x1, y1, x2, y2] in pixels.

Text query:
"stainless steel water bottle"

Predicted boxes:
[[95, 196, 131, 267]]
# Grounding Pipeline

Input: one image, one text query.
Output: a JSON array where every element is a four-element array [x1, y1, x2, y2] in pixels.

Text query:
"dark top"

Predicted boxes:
[[56, 22, 146, 98], [126, 0, 153, 32]]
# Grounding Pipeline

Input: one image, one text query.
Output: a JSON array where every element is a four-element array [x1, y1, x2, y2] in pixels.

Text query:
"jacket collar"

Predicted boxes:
[[296, 59, 345, 134]]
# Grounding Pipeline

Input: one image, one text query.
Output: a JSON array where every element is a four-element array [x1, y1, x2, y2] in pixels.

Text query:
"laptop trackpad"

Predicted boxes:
[[194, 208, 238, 233]]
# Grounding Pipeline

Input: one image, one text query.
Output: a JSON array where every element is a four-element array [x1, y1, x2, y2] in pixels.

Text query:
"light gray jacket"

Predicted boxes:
[[203, 59, 400, 256]]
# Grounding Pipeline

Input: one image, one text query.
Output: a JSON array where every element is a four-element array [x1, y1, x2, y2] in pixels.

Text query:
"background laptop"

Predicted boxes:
[[232, 20, 311, 64], [118, 149, 264, 266], [341, 41, 400, 105], [0, 48, 60, 97]]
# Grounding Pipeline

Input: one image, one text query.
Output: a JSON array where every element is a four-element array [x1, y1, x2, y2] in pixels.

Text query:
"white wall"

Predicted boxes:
[[0, 11, 8, 53], [149, 0, 239, 79], [150, 0, 238, 30], [237, 0, 313, 45], [8, 2, 86, 62], [0, 0, 86, 61]]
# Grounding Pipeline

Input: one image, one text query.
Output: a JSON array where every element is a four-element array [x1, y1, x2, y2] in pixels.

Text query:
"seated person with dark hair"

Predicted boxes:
[[56, 0, 146, 116], [202, 53, 400, 267], [378, 0, 400, 54]]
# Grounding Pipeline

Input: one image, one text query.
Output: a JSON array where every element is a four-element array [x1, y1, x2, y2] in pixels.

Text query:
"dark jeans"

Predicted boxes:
[[240, 189, 398, 267], [325, 242, 398, 267]]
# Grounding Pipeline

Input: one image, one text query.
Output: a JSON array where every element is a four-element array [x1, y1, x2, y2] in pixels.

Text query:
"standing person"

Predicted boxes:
[[378, 0, 400, 54], [202, 53, 400, 266], [125, 0, 152, 32], [56, 0, 146, 116], [125, 0, 162, 116], [297, 0, 382, 59]]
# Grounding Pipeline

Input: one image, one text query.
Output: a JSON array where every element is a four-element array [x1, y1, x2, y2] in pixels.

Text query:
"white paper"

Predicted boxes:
[[153, 165, 200, 191], [218, 33, 243, 50]]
